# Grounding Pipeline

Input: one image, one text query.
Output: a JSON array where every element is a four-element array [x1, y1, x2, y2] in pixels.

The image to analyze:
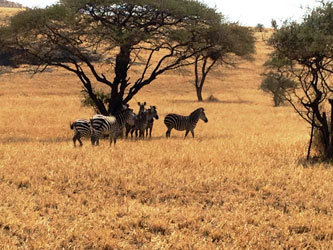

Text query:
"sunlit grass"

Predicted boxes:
[[1, 30, 333, 248]]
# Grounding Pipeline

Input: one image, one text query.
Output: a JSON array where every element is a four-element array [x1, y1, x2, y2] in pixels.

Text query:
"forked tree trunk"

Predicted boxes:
[[108, 45, 131, 115], [196, 85, 204, 102]]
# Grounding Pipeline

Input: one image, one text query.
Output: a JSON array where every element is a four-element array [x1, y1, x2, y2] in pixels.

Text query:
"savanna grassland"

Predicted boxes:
[[1, 9, 333, 249]]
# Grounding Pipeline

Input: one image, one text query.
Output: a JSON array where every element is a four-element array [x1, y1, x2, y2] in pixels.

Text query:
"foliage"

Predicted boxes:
[[260, 71, 297, 106], [81, 88, 110, 114], [271, 20, 278, 29], [266, 1, 333, 158], [256, 23, 264, 32], [191, 23, 255, 101], [1, 0, 222, 114]]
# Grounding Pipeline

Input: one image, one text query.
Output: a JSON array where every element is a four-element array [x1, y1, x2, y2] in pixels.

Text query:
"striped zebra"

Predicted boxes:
[[91, 107, 136, 145], [164, 107, 208, 138], [70, 119, 91, 147], [146, 106, 159, 137], [130, 105, 159, 138], [134, 110, 149, 138], [125, 102, 147, 138]]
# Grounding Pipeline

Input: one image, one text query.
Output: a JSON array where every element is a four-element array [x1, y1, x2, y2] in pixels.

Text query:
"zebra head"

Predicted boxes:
[[137, 101, 147, 115], [198, 107, 208, 123], [149, 105, 159, 120]]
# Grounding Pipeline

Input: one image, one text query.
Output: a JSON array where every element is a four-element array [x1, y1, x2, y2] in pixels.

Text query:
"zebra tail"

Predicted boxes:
[[70, 122, 74, 130], [90, 119, 94, 134]]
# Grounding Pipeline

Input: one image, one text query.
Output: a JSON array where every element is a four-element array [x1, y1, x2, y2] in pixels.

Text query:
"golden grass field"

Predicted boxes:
[[1, 8, 333, 249], [0, 7, 23, 24]]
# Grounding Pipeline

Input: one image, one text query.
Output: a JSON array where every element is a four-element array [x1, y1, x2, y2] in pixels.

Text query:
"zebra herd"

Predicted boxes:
[[70, 102, 208, 147]]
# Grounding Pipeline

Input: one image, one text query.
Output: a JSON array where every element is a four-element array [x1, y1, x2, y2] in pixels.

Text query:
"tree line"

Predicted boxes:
[[0, 0, 254, 113], [2, 0, 333, 160]]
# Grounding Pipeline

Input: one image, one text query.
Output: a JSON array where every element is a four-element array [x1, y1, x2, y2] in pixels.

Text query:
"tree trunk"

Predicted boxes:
[[108, 45, 131, 115], [196, 85, 203, 102], [329, 99, 333, 156], [321, 112, 330, 157], [307, 112, 315, 160]]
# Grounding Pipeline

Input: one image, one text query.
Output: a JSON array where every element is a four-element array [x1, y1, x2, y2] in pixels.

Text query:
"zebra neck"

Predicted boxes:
[[190, 113, 200, 124], [116, 113, 126, 126]]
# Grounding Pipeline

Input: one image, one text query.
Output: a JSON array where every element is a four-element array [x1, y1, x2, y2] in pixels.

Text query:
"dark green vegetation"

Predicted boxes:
[[0, 0, 254, 113], [263, 1, 333, 159]]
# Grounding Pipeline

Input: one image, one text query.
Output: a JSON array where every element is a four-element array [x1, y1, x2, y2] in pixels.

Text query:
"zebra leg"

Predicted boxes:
[[109, 132, 117, 146], [191, 130, 195, 138], [184, 130, 189, 138], [149, 125, 153, 137], [77, 137, 83, 147], [73, 133, 78, 147], [125, 126, 130, 138], [91, 134, 96, 146], [166, 128, 171, 138]]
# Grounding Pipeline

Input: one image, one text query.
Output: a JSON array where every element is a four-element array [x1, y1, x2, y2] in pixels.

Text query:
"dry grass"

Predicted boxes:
[[1, 28, 333, 249], [0, 7, 24, 25]]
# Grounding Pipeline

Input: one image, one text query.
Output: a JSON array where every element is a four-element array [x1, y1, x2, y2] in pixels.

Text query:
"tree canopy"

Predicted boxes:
[[191, 23, 254, 101], [1, 0, 224, 114], [266, 1, 333, 158]]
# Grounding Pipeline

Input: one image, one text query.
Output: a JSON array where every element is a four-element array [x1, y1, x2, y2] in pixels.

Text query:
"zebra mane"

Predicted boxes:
[[190, 108, 204, 117]]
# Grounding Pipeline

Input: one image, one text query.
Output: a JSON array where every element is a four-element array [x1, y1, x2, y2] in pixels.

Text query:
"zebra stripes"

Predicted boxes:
[[70, 119, 91, 147], [125, 102, 147, 138], [146, 106, 159, 137], [70, 104, 206, 146], [164, 107, 208, 138], [128, 105, 159, 138], [134, 110, 149, 138], [91, 107, 136, 145]]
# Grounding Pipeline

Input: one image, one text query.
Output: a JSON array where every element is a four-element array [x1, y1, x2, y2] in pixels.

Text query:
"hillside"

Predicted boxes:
[[0, 6, 23, 24], [0, 0, 22, 8]]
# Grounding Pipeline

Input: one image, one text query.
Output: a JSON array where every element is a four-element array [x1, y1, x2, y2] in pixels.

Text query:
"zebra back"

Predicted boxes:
[[91, 108, 135, 138], [71, 119, 91, 137], [164, 107, 207, 131]]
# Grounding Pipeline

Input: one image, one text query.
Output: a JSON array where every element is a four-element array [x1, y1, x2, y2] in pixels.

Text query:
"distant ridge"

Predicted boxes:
[[0, 0, 23, 8]]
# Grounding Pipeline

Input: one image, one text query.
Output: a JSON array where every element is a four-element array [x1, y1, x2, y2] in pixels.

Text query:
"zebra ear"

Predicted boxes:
[[144, 101, 146, 105], [138, 102, 141, 106]]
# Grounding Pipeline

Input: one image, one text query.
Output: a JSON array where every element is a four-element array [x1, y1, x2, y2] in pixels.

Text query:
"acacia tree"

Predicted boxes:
[[267, 1, 333, 158], [1, 0, 221, 114], [192, 24, 254, 101], [260, 56, 298, 106]]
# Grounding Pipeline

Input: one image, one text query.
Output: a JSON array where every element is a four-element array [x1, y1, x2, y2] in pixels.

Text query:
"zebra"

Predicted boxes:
[[70, 119, 91, 147], [129, 105, 159, 138], [146, 106, 159, 137], [91, 106, 136, 145], [134, 109, 149, 138], [164, 107, 208, 138], [125, 101, 147, 138]]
